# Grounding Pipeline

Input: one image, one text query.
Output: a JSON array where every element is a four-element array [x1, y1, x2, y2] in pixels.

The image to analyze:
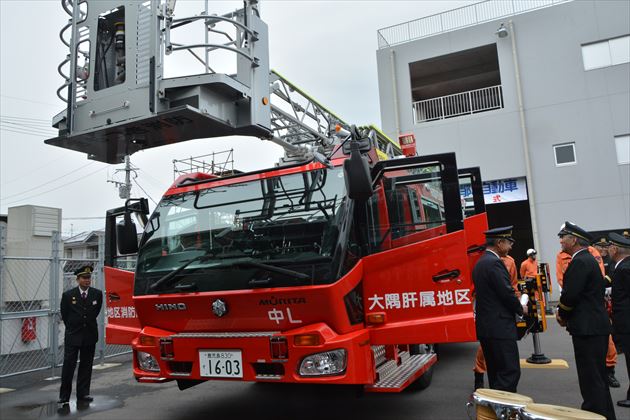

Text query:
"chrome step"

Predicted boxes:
[[366, 352, 436, 391], [371, 345, 387, 367]]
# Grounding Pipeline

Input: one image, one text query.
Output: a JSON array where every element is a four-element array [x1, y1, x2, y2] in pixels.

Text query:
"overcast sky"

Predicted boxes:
[[0, 0, 472, 237]]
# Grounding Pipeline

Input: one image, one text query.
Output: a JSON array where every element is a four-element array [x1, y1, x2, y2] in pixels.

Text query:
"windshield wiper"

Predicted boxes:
[[150, 256, 310, 292], [237, 260, 310, 280], [150, 254, 213, 291]]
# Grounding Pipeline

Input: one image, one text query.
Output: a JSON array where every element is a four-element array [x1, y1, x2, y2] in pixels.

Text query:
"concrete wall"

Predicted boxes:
[[377, 0, 630, 294]]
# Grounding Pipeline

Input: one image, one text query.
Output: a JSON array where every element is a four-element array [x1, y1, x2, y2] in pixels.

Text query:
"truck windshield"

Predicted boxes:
[[134, 167, 349, 295]]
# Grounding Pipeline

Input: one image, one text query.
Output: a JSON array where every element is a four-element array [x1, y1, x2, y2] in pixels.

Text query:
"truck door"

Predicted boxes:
[[458, 167, 488, 274], [103, 200, 147, 345], [105, 266, 141, 345], [361, 153, 481, 345]]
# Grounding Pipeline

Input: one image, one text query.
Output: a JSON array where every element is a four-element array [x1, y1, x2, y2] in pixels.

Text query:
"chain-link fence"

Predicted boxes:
[[0, 228, 131, 378]]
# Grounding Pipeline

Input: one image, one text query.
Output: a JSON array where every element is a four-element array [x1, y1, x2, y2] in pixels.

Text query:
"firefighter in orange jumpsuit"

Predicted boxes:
[[520, 249, 538, 280], [473, 254, 520, 390], [556, 244, 620, 388]]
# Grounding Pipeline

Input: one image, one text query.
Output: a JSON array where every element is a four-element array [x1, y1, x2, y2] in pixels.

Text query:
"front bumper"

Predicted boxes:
[[133, 323, 374, 385]]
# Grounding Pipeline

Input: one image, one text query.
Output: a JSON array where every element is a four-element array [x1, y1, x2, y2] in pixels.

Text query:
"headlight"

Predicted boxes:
[[137, 351, 160, 372], [298, 349, 347, 376]]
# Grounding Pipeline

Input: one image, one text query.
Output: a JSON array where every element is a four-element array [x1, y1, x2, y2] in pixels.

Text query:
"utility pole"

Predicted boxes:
[[108, 155, 136, 200]]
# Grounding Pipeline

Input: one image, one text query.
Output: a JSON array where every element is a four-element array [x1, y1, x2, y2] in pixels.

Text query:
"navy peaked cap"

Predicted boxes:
[[558, 221, 592, 242], [74, 265, 94, 277], [608, 232, 630, 248], [592, 237, 610, 247], [484, 226, 514, 241]]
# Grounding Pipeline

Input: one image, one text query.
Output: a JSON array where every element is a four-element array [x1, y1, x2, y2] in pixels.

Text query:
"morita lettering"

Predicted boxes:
[[259, 296, 306, 306]]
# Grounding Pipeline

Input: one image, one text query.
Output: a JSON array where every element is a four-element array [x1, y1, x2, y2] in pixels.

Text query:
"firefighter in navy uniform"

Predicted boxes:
[[607, 232, 630, 408], [555, 222, 616, 420], [592, 237, 621, 388], [58, 265, 103, 405], [473, 226, 526, 393]]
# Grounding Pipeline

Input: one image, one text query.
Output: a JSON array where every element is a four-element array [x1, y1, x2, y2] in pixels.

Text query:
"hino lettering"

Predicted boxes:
[[155, 303, 187, 311]]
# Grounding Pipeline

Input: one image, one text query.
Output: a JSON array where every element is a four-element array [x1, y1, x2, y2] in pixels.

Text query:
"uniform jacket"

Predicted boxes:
[[558, 249, 610, 336], [611, 256, 630, 335], [473, 251, 523, 340], [556, 247, 605, 288], [60, 286, 103, 346]]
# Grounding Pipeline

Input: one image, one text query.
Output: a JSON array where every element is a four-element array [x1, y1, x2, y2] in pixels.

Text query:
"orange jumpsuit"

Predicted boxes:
[[474, 255, 519, 373], [555, 247, 616, 367], [520, 258, 538, 279]]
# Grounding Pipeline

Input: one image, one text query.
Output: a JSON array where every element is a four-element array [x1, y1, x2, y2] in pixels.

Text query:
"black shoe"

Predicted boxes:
[[474, 372, 484, 391], [617, 399, 630, 408], [77, 396, 93, 402], [57, 399, 69, 405], [607, 370, 620, 388]]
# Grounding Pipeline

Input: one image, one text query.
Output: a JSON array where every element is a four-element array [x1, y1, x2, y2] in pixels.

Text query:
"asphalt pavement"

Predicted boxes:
[[0, 319, 627, 420]]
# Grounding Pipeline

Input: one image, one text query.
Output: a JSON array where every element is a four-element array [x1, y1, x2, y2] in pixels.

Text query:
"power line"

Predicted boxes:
[[0, 123, 53, 133], [2, 165, 108, 206], [0, 126, 54, 137], [62, 216, 106, 220], [0, 94, 60, 108], [0, 121, 52, 130], [1, 161, 95, 201], [0, 118, 52, 127], [133, 179, 158, 205], [0, 115, 51, 123], [0, 121, 54, 135], [1, 155, 68, 185]]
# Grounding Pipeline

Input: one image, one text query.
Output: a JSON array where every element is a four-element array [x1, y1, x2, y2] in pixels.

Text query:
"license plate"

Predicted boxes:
[[199, 350, 243, 378]]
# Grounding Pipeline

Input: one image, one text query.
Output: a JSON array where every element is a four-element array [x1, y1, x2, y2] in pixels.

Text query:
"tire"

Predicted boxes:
[[409, 344, 436, 391], [412, 364, 434, 390]]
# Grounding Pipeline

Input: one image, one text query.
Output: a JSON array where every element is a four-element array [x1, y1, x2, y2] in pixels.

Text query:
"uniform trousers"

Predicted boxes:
[[614, 334, 630, 401], [572, 335, 616, 420], [59, 343, 96, 400], [479, 338, 520, 392]]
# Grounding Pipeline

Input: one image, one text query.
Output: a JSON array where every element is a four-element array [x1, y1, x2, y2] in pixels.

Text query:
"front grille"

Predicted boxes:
[[168, 361, 193, 375], [253, 362, 285, 377]]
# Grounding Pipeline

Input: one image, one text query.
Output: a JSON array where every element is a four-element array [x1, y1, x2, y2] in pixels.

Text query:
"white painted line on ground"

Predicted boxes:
[[0, 387, 15, 394], [44, 376, 61, 381], [93, 363, 121, 370]]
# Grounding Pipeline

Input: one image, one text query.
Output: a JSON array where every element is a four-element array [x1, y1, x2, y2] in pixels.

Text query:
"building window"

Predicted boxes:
[[615, 135, 630, 165], [554, 143, 576, 166], [87, 247, 98, 259], [582, 35, 630, 70]]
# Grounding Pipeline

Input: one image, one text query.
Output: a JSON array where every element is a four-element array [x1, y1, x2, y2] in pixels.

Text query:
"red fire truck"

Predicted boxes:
[[103, 127, 488, 392], [46, 0, 488, 393]]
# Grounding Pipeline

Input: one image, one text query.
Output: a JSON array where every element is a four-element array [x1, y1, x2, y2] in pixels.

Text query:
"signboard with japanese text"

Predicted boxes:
[[460, 177, 527, 205]]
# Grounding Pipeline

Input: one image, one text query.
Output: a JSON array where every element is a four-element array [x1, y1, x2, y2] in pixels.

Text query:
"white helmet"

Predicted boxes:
[[527, 248, 537, 256]]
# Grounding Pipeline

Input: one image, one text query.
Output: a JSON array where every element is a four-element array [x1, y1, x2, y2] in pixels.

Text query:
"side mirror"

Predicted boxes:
[[344, 142, 373, 201], [342, 136, 372, 155], [116, 213, 138, 255]]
